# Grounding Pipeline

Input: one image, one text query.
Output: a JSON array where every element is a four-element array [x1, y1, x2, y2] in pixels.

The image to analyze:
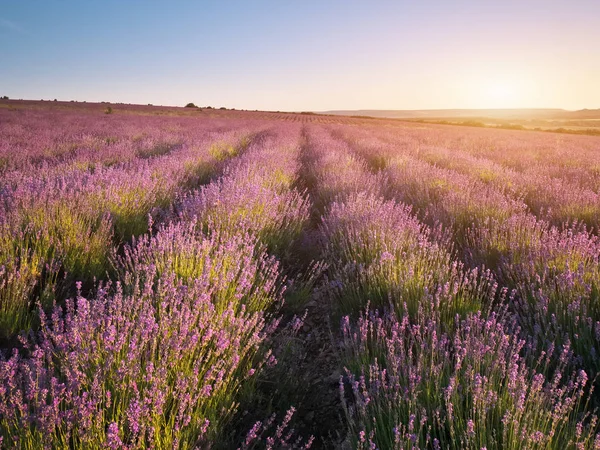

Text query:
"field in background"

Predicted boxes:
[[407, 116, 600, 135], [2, 101, 600, 449], [325, 107, 600, 135]]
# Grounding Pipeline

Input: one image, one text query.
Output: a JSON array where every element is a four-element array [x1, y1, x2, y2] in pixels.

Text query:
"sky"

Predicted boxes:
[[1, 0, 599, 111]]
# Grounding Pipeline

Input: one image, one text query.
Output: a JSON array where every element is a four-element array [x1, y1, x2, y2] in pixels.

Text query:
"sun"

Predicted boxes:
[[487, 82, 514, 101], [480, 78, 524, 108]]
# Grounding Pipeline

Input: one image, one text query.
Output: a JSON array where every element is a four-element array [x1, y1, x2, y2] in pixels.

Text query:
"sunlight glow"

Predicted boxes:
[[480, 78, 524, 108], [477, 76, 529, 108]]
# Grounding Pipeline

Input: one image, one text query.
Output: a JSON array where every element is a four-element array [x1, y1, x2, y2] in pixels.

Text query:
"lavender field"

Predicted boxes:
[[2, 102, 600, 449]]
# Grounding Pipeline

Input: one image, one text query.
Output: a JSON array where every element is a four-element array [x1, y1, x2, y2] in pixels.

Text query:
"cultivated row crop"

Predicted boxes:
[[1, 106, 600, 449]]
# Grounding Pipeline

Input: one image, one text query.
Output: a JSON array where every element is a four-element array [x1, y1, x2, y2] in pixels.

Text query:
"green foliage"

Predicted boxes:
[[0, 202, 113, 340]]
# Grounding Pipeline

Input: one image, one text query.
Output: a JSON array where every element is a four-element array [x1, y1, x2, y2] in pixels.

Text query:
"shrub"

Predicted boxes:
[[340, 308, 600, 449], [0, 246, 282, 447]]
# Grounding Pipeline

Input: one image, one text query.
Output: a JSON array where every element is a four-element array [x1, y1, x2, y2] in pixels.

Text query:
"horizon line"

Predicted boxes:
[[1, 98, 599, 114]]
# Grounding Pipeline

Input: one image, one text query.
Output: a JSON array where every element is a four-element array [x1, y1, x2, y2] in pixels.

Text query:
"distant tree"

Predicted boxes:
[[219, 107, 226, 110], [185, 102, 197, 108], [53, 99, 57, 102], [1, 96, 8, 100]]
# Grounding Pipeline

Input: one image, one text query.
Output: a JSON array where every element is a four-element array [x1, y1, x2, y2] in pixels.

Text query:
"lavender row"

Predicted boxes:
[[342, 121, 600, 193], [0, 107, 254, 173], [468, 214, 600, 377], [334, 123, 600, 230], [340, 309, 599, 449], [333, 124, 600, 385], [0, 121, 312, 448], [178, 124, 310, 256], [302, 126, 600, 448], [0, 240, 282, 448], [304, 126, 493, 323], [0, 118, 263, 340]]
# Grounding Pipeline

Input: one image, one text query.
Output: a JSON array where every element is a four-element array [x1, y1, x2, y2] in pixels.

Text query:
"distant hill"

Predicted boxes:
[[321, 108, 600, 120]]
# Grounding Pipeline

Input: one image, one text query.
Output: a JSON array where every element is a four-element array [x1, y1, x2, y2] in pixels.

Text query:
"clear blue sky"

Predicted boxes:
[[1, 0, 599, 110]]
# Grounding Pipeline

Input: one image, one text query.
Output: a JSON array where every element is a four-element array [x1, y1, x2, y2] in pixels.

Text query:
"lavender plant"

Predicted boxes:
[[468, 214, 600, 376], [0, 260, 281, 448], [0, 119, 261, 340], [319, 193, 495, 322], [118, 221, 283, 315], [340, 308, 600, 449], [179, 127, 310, 256]]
